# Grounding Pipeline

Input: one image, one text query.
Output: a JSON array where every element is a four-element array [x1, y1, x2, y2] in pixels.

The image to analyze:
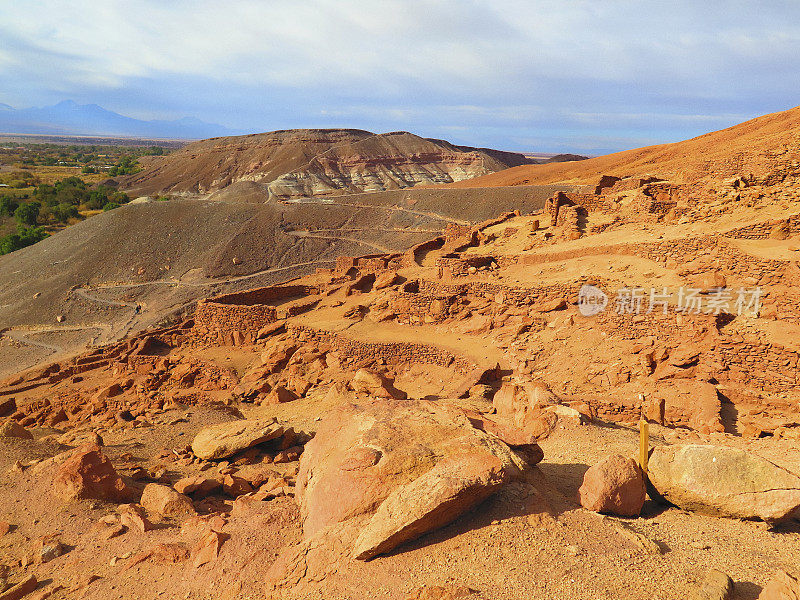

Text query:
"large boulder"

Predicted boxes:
[[648, 444, 800, 522], [53, 444, 130, 502], [578, 454, 645, 516], [191, 418, 285, 460], [759, 570, 800, 600], [296, 399, 525, 559]]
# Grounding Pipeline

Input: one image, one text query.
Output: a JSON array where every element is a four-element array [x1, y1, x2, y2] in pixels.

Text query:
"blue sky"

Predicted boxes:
[[0, 0, 799, 154]]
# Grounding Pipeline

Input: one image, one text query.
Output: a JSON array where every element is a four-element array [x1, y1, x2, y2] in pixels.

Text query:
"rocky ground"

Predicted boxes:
[[2, 108, 800, 599]]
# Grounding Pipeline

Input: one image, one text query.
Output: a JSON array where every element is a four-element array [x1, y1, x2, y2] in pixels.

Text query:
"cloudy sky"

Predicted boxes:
[[0, 0, 799, 153]]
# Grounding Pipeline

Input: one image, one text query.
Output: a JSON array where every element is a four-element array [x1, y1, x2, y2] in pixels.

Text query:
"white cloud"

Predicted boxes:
[[0, 0, 798, 151]]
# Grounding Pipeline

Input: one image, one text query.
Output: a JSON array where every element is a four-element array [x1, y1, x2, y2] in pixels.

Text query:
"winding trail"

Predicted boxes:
[[294, 199, 470, 225], [286, 231, 392, 253], [2, 258, 338, 357], [5, 325, 108, 356]]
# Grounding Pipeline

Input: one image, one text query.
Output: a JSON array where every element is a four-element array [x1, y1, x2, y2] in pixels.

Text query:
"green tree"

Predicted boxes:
[[0, 225, 49, 255], [0, 195, 19, 217], [14, 202, 40, 226], [52, 202, 79, 223]]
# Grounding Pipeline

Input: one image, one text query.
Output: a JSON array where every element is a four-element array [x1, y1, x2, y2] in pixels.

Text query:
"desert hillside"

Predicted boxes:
[[445, 105, 800, 188], [0, 184, 567, 375], [121, 129, 540, 198], [1, 109, 800, 600]]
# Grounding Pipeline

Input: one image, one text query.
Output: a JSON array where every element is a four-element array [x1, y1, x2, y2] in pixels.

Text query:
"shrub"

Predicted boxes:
[[0, 195, 19, 217], [0, 225, 49, 255], [14, 201, 40, 226]]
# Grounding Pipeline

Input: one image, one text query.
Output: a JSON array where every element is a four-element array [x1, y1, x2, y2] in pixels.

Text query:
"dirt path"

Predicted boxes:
[[286, 230, 392, 253], [296, 199, 471, 225], [3, 259, 337, 357], [5, 324, 108, 355]]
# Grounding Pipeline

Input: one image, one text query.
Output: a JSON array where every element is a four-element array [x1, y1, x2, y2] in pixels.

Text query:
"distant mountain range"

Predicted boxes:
[[0, 100, 240, 139]]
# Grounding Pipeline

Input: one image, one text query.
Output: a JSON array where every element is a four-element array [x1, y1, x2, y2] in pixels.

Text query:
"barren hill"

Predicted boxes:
[[443, 104, 800, 188], [0, 184, 565, 375], [121, 129, 538, 198]]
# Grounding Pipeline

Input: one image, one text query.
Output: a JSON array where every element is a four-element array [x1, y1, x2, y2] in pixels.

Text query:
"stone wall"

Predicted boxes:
[[335, 253, 406, 276], [723, 215, 800, 239], [289, 324, 476, 374], [388, 288, 460, 324], [192, 284, 322, 344], [193, 300, 276, 345]]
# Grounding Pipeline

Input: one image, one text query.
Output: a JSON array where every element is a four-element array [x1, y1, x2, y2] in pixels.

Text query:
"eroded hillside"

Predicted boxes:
[[121, 129, 539, 199]]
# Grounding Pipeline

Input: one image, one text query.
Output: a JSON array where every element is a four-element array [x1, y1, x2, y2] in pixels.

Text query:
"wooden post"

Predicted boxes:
[[638, 393, 649, 475]]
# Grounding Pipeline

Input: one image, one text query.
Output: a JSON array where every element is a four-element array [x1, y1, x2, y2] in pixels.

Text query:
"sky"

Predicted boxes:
[[0, 0, 799, 154]]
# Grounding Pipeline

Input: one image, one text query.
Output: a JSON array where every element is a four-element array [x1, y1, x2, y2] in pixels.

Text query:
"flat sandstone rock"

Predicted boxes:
[[648, 444, 800, 522], [191, 418, 285, 460]]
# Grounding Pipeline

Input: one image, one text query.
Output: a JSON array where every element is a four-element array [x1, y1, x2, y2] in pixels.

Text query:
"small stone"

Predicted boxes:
[[31, 534, 64, 564], [119, 504, 152, 533], [691, 568, 733, 600], [140, 484, 196, 518]]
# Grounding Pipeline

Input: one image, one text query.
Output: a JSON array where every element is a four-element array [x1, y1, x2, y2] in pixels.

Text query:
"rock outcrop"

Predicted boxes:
[[288, 398, 526, 569], [122, 129, 536, 198], [648, 444, 800, 522]]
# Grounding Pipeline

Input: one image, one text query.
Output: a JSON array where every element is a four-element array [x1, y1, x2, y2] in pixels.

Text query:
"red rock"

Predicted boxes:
[[578, 454, 645, 517], [758, 570, 800, 600], [100, 523, 126, 540], [0, 420, 33, 440], [174, 476, 221, 497], [93, 383, 122, 400], [46, 409, 68, 427], [0, 521, 10, 537], [140, 483, 196, 518], [119, 504, 152, 533], [0, 398, 16, 418], [222, 475, 253, 497], [30, 534, 64, 564], [296, 399, 525, 561], [0, 575, 37, 600], [151, 543, 189, 564], [53, 444, 130, 502], [349, 368, 406, 399], [192, 529, 224, 568], [256, 322, 286, 340], [373, 271, 401, 290], [273, 446, 303, 464], [263, 385, 298, 405]]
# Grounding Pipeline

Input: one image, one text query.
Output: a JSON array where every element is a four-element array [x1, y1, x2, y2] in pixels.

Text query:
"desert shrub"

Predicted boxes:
[[52, 202, 80, 223], [102, 202, 120, 211]]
